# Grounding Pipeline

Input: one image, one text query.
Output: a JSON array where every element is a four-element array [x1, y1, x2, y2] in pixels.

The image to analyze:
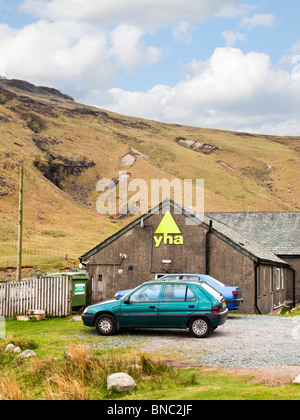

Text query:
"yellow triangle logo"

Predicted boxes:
[[155, 211, 181, 235]]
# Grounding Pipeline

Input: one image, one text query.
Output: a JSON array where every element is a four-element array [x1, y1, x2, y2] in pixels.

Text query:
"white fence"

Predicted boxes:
[[0, 277, 73, 319]]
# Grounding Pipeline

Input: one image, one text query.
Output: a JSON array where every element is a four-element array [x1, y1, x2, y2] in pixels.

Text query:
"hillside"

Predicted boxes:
[[0, 78, 299, 263]]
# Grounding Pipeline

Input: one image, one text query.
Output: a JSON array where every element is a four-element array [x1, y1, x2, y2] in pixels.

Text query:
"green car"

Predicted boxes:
[[82, 280, 228, 338]]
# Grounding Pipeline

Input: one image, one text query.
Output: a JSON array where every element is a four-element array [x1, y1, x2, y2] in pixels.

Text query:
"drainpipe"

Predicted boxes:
[[206, 220, 213, 275], [254, 260, 261, 315], [85, 255, 127, 267], [291, 267, 296, 308]]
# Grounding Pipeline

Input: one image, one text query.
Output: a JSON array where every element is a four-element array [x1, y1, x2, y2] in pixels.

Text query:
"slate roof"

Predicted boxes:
[[81, 200, 288, 266], [206, 212, 300, 256], [202, 216, 287, 265]]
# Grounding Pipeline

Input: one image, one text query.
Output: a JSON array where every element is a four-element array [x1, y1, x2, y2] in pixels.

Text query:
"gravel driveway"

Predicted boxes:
[[140, 315, 300, 368], [82, 315, 300, 369]]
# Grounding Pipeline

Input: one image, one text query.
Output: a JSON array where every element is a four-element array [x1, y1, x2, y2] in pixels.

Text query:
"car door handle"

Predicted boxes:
[[189, 305, 195, 308], [149, 306, 156, 309]]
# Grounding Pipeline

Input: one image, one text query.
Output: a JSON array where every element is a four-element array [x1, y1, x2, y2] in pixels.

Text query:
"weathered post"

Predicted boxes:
[[16, 166, 24, 282]]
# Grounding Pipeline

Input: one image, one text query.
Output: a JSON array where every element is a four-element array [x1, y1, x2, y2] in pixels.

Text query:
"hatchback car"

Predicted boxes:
[[115, 274, 243, 311], [162, 274, 243, 311], [82, 280, 228, 338]]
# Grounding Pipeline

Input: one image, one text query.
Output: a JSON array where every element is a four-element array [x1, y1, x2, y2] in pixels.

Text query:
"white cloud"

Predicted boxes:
[[181, 59, 208, 77], [172, 22, 196, 44], [222, 30, 246, 47], [0, 20, 110, 85], [279, 40, 300, 73], [244, 119, 300, 136], [0, 20, 161, 90], [3, 1, 298, 136], [20, 0, 236, 28], [215, 2, 258, 19], [240, 13, 276, 31], [0, 54, 6, 77], [96, 47, 300, 135], [109, 24, 162, 71]]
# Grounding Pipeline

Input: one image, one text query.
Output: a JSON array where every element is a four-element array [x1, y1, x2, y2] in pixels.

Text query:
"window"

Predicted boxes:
[[208, 277, 225, 288], [130, 284, 162, 303], [186, 287, 197, 302], [201, 275, 225, 288], [98, 274, 103, 282], [281, 269, 285, 290], [276, 269, 280, 290], [163, 275, 200, 282], [263, 267, 267, 295], [162, 284, 196, 302], [200, 283, 223, 300], [270, 269, 273, 294]]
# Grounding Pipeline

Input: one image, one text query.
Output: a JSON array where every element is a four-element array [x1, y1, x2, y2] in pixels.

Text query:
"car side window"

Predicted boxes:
[[186, 287, 197, 302], [130, 284, 162, 303], [162, 284, 197, 302]]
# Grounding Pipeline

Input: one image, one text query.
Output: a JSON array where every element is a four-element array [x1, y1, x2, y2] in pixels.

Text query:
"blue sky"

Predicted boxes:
[[1, 0, 300, 134]]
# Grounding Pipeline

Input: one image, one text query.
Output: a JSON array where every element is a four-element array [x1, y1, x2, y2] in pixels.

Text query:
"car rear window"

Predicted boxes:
[[201, 275, 225, 288], [199, 283, 223, 299]]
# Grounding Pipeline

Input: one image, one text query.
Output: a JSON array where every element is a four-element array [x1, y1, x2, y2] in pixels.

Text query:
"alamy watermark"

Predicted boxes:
[[96, 172, 204, 224]]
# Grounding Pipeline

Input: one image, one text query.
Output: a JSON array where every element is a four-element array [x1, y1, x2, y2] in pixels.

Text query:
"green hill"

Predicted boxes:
[[0, 78, 299, 266]]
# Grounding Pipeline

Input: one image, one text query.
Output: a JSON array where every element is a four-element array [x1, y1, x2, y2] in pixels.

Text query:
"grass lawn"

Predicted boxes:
[[0, 317, 299, 400]]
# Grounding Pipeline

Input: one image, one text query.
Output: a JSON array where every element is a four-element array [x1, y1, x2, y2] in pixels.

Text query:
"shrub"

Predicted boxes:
[[31, 122, 40, 133]]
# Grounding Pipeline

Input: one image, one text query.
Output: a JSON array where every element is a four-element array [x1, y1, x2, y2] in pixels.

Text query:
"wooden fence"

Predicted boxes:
[[0, 277, 73, 319]]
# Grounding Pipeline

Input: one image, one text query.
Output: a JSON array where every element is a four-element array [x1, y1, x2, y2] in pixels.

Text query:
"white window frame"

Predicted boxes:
[[281, 269, 285, 290], [270, 268, 273, 294], [276, 268, 281, 290]]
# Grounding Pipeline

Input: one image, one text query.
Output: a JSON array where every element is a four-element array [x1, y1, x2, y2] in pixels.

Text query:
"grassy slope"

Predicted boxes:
[[0, 79, 299, 263]]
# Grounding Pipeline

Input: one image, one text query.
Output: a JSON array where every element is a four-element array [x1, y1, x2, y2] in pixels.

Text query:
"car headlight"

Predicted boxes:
[[83, 307, 88, 314]]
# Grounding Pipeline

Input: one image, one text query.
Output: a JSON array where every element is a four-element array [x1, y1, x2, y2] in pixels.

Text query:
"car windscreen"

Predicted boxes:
[[116, 290, 132, 300], [200, 283, 223, 300]]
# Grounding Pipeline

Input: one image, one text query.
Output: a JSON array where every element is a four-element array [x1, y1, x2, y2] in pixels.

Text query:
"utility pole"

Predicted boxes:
[[16, 166, 24, 282]]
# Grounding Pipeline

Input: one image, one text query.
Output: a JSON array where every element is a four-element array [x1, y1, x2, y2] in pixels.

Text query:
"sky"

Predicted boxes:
[[1, 0, 300, 135]]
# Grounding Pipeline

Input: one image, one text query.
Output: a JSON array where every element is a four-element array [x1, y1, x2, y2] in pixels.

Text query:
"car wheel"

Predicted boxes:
[[95, 314, 117, 336], [189, 317, 212, 338]]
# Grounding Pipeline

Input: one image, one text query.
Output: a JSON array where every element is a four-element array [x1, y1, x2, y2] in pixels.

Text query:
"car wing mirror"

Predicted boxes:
[[124, 297, 130, 304]]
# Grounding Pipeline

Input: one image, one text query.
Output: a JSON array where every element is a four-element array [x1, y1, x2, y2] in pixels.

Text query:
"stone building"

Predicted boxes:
[[207, 212, 300, 308], [80, 200, 294, 314]]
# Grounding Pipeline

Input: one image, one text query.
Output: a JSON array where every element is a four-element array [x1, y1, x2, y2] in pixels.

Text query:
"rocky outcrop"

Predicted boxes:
[[3, 79, 74, 102], [176, 137, 221, 154], [34, 147, 96, 189], [120, 154, 136, 167]]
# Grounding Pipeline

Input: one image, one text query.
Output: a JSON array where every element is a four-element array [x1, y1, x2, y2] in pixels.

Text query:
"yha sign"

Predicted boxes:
[[153, 211, 184, 248]]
